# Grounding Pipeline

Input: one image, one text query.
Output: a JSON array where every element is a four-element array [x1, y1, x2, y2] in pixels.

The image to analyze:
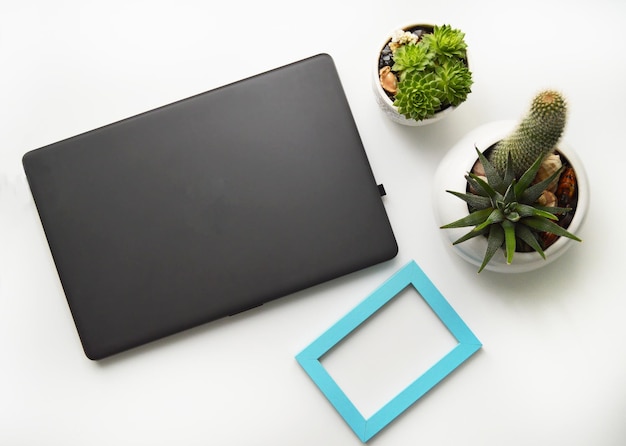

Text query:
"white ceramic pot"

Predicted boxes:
[[372, 23, 464, 126], [432, 120, 590, 273]]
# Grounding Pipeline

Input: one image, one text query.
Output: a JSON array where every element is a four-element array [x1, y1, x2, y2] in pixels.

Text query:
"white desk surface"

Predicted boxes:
[[2, 1, 625, 444]]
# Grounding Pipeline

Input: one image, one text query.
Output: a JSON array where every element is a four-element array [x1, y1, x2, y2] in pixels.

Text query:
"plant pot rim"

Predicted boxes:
[[372, 22, 465, 126], [433, 120, 590, 273]]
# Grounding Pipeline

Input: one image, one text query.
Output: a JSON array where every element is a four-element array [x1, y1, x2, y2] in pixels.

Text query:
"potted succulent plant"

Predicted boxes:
[[434, 90, 589, 273], [373, 23, 473, 126]]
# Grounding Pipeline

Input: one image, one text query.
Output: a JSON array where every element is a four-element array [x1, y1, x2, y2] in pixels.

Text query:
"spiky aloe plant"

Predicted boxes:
[[489, 90, 567, 177], [440, 147, 581, 273]]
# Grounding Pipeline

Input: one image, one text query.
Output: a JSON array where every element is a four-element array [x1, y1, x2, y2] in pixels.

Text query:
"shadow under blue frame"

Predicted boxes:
[[296, 260, 482, 442]]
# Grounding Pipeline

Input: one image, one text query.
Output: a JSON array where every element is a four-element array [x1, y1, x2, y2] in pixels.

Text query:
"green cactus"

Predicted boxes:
[[489, 90, 567, 177]]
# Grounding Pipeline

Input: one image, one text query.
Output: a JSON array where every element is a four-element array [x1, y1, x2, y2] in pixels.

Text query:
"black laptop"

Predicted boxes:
[[22, 54, 398, 360]]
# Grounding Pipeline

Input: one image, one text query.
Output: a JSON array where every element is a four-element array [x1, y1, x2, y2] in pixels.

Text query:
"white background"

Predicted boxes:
[[2, 0, 626, 444]]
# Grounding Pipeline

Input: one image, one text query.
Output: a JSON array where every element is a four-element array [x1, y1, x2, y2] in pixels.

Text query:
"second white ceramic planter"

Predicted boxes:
[[432, 120, 589, 273]]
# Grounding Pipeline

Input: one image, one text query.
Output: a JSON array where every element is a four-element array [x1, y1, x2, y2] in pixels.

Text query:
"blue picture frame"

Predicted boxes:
[[296, 260, 482, 442]]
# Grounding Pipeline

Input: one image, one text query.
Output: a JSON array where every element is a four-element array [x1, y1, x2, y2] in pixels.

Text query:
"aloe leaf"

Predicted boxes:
[[475, 208, 504, 231], [503, 180, 517, 204], [468, 172, 500, 202], [452, 226, 489, 245], [440, 208, 494, 228], [516, 203, 558, 220], [474, 147, 505, 193], [516, 224, 545, 259], [521, 217, 582, 241], [502, 220, 517, 264], [464, 175, 489, 198], [445, 190, 492, 209], [506, 211, 520, 222], [521, 166, 565, 204], [478, 224, 504, 273], [515, 153, 545, 197], [534, 205, 572, 215]]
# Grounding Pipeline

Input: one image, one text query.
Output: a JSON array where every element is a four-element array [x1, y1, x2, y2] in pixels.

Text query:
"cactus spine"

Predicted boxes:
[[489, 90, 567, 177]]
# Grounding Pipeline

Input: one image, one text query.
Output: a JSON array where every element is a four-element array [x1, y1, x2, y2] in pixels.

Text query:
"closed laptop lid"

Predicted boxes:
[[22, 54, 397, 360]]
